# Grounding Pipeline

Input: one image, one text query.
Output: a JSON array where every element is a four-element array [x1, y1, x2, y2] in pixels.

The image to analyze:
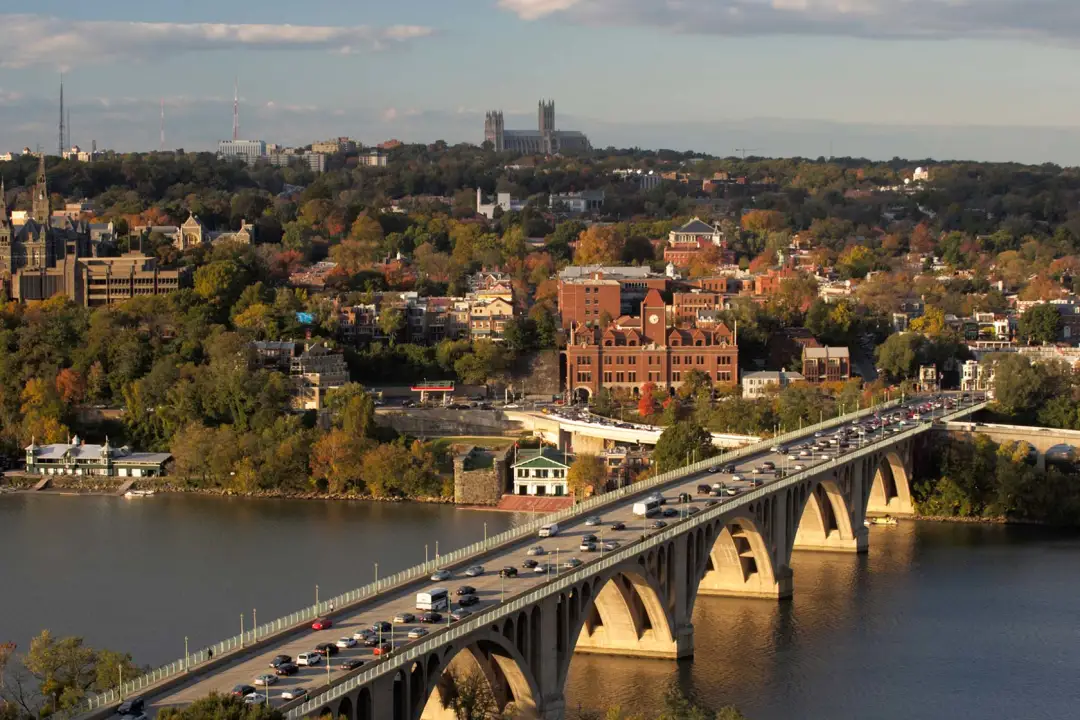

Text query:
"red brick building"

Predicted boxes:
[[557, 266, 668, 329], [564, 289, 738, 401], [802, 346, 851, 383]]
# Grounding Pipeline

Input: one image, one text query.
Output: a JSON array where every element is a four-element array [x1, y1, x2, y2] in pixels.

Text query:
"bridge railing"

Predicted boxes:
[[286, 400, 987, 717], [83, 394, 974, 712]]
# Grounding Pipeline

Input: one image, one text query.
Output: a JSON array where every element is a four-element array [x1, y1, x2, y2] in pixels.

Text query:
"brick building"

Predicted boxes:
[[564, 289, 738, 400], [801, 346, 851, 383], [557, 266, 668, 329]]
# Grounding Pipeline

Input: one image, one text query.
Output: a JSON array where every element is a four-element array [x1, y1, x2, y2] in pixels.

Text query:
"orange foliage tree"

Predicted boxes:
[[574, 226, 625, 265]]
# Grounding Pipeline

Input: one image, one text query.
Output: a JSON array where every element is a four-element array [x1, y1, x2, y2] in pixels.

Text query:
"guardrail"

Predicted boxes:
[[83, 394, 978, 711], [287, 399, 987, 717]]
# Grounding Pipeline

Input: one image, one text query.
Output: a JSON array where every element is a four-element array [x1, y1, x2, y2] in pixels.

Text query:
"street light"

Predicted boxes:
[[184, 636, 189, 672], [315, 584, 319, 612], [375, 562, 379, 587]]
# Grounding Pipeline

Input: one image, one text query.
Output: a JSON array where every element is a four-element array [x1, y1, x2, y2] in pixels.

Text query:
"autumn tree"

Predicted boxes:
[[54, 368, 85, 406], [567, 454, 606, 497], [638, 382, 658, 418], [309, 429, 367, 494], [574, 226, 625, 265]]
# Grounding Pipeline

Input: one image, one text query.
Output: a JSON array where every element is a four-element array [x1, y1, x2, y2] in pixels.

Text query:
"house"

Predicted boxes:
[[741, 370, 805, 399], [24, 436, 171, 478], [511, 447, 571, 497], [802, 346, 851, 383]]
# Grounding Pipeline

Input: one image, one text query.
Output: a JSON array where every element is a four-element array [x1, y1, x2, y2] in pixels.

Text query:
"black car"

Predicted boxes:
[[581, 533, 598, 543], [231, 684, 256, 697], [456, 585, 476, 596], [117, 698, 145, 716], [363, 636, 380, 647], [339, 659, 365, 671], [269, 654, 292, 668], [610, 522, 626, 531], [420, 611, 443, 623], [721, 464, 736, 473], [651, 520, 667, 529], [458, 594, 480, 607], [314, 642, 339, 656], [677, 492, 692, 503], [370, 621, 392, 633], [499, 566, 518, 578], [662, 507, 680, 517], [521, 559, 538, 569], [688, 506, 702, 515], [274, 662, 299, 677], [705, 499, 719, 507], [696, 484, 711, 495]]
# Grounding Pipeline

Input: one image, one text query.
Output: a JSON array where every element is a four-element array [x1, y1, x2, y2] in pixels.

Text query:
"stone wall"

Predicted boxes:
[[377, 408, 522, 437], [453, 445, 512, 505]]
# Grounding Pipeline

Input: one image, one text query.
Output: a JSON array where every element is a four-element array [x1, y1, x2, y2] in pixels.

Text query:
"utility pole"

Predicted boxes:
[[58, 73, 65, 157], [734, 147, 760, 160]]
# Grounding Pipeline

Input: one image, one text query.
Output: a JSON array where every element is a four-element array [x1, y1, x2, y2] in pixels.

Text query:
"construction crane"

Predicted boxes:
[[734, 147, 760, 160]]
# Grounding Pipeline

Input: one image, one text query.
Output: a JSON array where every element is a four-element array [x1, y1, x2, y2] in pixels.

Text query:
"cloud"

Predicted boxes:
[[497, 0, 1080, 44], [0, 14, 435, 69]]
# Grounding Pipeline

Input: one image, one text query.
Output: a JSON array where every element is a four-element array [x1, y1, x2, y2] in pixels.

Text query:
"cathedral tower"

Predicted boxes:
[[32, 155, 49, 224]]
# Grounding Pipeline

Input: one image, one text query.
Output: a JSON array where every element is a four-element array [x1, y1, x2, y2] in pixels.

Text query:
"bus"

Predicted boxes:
[[416, 588, 449, 611], [632, 498, 661, 517]]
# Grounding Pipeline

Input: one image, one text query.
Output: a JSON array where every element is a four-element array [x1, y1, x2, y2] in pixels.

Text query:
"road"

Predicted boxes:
[[141, 395, 962, 717]]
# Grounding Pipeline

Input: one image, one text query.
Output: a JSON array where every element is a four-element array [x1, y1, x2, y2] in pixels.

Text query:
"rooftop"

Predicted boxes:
[[673, 218, 719, 235], [513, 447, 571, 470], [804, 346, 850, 359]]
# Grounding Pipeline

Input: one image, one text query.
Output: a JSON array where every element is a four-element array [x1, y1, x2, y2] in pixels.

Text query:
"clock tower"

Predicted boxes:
[[641, 288, 667, 346]]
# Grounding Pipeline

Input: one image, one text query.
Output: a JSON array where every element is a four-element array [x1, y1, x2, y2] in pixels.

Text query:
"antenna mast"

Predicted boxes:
[[58, 73, 65, 157], [232, 78, 239, 141]]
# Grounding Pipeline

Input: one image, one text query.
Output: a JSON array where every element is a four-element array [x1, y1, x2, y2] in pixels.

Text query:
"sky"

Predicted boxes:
[[2, 0, 1080, 163]]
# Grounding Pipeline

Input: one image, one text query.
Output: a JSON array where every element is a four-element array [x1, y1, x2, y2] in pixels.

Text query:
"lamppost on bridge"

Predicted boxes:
[[240, 613, 244, 648], [315, 584, 319, 612], [184, 636, 188, 672], [375, 562, 379, 587]]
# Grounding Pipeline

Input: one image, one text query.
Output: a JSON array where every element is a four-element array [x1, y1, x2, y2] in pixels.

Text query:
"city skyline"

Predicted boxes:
[[2, 2, 1080, 162]]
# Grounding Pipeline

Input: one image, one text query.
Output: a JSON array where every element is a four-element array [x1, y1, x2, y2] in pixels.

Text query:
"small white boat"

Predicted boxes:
[[124, 489, 156, 498], [864, 516, 898, 526]]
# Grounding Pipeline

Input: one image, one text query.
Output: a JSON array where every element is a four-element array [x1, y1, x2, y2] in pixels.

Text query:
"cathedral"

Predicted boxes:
[[0, 156, 91, 302]]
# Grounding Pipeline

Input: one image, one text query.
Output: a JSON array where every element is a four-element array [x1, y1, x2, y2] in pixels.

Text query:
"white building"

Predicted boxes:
[[218, 139, 267, 165], [741, 370, 804, 399], [961, 359, 993, 394], [25, 437, 171, 478], [549, 190, 605, 214], [511, 448, 570, 497], [476, 188, 525, 220]]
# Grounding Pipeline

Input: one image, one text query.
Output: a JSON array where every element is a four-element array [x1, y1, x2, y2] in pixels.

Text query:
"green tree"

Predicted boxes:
[[567, 454, 607, 497], [652, 421, 715, 473], [1018, 303, 1061, 345], [22, 631, 139, 714], [157, 693, 283, 720], [325, 384, 377, 438], [440, 669, 498, 720], [193, 260, 245, 306], [874, 333, 924, 382], [378, 308, 405, 344]]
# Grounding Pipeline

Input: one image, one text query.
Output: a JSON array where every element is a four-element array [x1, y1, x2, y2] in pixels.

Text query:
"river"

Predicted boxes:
[[2, 493, 1078, 720]]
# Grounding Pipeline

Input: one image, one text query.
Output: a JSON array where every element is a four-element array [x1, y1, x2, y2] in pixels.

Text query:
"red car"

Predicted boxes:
[[311, 617, 333, 630], [372, 642, 393, 656]]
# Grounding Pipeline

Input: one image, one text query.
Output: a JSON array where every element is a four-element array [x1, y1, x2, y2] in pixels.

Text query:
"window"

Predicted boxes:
[[616, 356, 624, 365], [629, 357, 637, 365], [604, 356, 612, 365], [604, 372, 613, 383], [673, 356, 680, 365], [672, 372, 681, 382], [616, 372, 625, 383], [628, 372, 637, 382], [698, 356, 705, 365]]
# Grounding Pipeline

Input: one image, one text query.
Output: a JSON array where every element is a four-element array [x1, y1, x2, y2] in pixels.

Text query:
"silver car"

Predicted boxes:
[[430, 569, 451, 581], [585, 516, 602, 526], [526, 545, 546, 556], [464, 565, 484, 577]]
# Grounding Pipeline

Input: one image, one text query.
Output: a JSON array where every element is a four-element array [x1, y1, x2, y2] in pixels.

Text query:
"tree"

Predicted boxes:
[[574, 226, 624, 265], [567, 454, 606, 497], [378, 308, 405, 344], [21, 631, 139, 714], [874, 333, 924, 382], [325, 384, 377, 439], [54, 369, 85, 405], [652, 421, 714, 472], [157, 693, 283, 720], [194, 260, 244, 305], [740, 209, 785, 236], [440, 669, 498, 720], [908, 305, 947, 337], [638, 382, 658, 418], [1018, 303, 1061, 345], [309, 429, 366, 494]]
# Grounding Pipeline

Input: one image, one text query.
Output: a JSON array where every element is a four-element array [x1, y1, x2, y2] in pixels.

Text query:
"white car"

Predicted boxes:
[[243, 693, 262, 705], [336, 637, 357, 649], [585, 516, 602, 526], [793, 464, 806, 471], [407, 627, 429, 639], [533, 563, 552, 574], [296, 652, 321, 666], [526, 545, 546, 556], [281, 687, 309, 700], [392, 613, 415, 624], [253, 674, 277, 686], [769, 445, 782, 453], [430, 569, 451, 581], [464, 565, 484, 577], [352, 629, 373, 641]]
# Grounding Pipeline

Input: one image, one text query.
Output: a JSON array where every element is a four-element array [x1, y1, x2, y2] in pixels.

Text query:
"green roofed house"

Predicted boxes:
[[511, 447, 571, 497], [25, 436, 171, 478]]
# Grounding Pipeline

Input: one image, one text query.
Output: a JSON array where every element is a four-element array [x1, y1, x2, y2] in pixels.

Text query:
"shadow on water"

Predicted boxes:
[[566, 521, 1080, 720]]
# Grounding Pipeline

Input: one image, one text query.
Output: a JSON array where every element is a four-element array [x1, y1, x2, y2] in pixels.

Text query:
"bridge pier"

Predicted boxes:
[[792, 525, 868, 554]]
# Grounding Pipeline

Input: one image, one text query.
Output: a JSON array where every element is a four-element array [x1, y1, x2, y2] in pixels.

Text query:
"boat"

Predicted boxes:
[[124, 489, 156, 498], [864, 516, 898, 526]]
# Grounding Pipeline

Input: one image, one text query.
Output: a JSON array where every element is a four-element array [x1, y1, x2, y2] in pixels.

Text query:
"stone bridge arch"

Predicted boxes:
[[572, 562, 678, 661], [866, 439, 915, 517], [695, 506, 790, 600]]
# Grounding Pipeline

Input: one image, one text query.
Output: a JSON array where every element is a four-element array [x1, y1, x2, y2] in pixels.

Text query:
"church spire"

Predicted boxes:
[[32, 155, 49, 223]]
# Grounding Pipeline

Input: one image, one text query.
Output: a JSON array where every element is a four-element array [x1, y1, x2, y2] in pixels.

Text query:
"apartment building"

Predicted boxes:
[[557, 265, 668, 328], [801, 346, 851, 383]]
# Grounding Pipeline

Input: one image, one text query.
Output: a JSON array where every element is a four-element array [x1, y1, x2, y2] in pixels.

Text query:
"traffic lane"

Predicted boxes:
[[147, 401, 939, 714]]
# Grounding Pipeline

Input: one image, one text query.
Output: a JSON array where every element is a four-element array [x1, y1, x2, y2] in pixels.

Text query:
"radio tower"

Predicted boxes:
[[232, 78, 239, 141], [58, 73, 65, 156], [160, 98, 166, 151]]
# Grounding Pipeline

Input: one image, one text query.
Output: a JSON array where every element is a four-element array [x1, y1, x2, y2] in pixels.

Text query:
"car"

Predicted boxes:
[[707, 466, 719, 474], [600, 540, 620, 551], [579, 541, 597, 552], [116, 699, 145, 716], [521, 559, 539, 569], [526, 545, 546, 556], [688, 506, 702, 515], [370, 621, 392, 633], [296, 652, 321, 666], [787, 454, 799, 461], [311, 617, 332, 630], [650, 520, 667, 529], [420, 611, 443, 623], [585, 516, 602, 526], [352, 629, 373, 641], [314, 642, 339, 656], [750, 478, 764, 487], [562, 558, 583, 569], [610, 522, 626, 531], [253, 674, 278, 687], [721, 464, 736, 473], [464, 565, 485, 577], [762, 461, 775, 470], [269, 654, 292, 668], [456, 585, 477, 596], [697, 483, 712, 494], [581, 533, 598, 542], [709, 488, 724, 497], [372, 642, 393, 656], [231, 684, 257, 697], [393, 612, 415, 624], [814, 430, 825, 437], [339, 659, 365, 671], [677, 492, 692, 503], [793, 464, 806, 471], [408, 627, 429, 639], [706, 499, 719, 507], [281, 687, 309, 700], [243, 693, 262, 705], [723, 487, 737, 496], [363, 636, 380, 647], [499, 566, 518, 578], [450, 609, 472, 622], [336, 637, 357, 649], [662, 507, 679, 517], [431, 569, 451, 581], [274, 662, 299, 677], [533, 563, 552, 574], [458, 594, 480, 606], [769, 445, 782, 453]]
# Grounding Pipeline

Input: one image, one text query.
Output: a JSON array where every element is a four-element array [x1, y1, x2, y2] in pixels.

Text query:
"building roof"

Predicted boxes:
[[742, 370, 805, 382], [642, 288, 665, 306], [559, 265, 656, 280], [27, 442, 171, 465], [512, 447, 571, 470], [803, 346, 849, 359], [673, 218, 718, 235]]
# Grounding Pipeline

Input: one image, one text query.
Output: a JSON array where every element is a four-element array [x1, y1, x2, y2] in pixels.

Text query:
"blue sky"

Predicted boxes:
[[2, 0, 1080, 162]]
